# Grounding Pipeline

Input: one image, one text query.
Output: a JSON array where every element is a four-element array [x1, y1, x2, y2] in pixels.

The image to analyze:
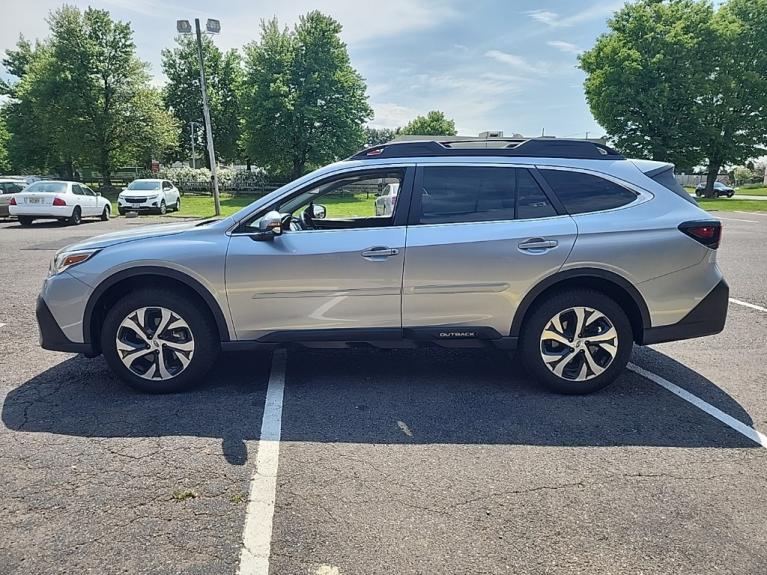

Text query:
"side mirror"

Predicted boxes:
[[254, 210, 283, 241], [96, 192, 101, 197], [311, 203, 326, 219]]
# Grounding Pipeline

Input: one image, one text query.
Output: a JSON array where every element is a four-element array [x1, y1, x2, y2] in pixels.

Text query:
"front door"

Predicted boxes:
[[225, 167, 413, 340], [402, 164, 577, 338]]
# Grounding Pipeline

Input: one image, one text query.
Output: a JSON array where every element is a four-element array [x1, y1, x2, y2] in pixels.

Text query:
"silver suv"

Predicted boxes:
[[36, 139, 728, 394]]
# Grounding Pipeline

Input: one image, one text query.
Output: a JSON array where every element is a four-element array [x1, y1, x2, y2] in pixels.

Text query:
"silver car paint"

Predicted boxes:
[[41, 154, 721, 346]]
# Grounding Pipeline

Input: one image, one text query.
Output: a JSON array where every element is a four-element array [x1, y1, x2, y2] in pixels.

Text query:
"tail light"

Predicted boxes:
[[679, 220, 722, 249], [9, 197, 16, 205], [52, 197, 67, 206]]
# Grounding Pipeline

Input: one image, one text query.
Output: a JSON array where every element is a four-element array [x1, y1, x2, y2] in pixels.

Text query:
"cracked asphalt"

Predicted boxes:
[[1, 212, 766, 575]]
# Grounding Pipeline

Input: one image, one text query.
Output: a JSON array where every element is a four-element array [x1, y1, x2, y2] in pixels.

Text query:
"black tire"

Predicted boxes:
[[519, 289, 633, 394], [158, 200, 166, 215], [68, 206, 82, 225], [100, 289, 220, 393], [695, 191, 703, 197], [727, 193, 734, 198], [118, 207, 125, 216], [100, 205, 110, 221], [18, 216, 33, 226], [174, 197, 181, 212]]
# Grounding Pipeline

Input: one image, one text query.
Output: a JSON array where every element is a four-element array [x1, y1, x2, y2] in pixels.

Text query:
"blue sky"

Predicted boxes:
[[3, 0, 627, 137]]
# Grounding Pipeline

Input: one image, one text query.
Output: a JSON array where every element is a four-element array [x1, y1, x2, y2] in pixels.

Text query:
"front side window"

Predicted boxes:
[[418, 166, 516, 224], [244, 169, 405, 233], [540, 169, 637, 214]]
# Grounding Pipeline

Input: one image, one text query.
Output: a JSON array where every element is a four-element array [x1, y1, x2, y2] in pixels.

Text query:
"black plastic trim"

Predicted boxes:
[[509, 268, 652, 339], [82, 267, 231, 344], [641, 279, 729, 345], [36, 296, 95, 355], [258, 328, 402, 343], [349, 139, 624, 161]]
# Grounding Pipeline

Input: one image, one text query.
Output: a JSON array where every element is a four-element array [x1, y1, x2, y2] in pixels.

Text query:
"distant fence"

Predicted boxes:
[[176, 179, 287, 196], [676, 174, 731, 186]]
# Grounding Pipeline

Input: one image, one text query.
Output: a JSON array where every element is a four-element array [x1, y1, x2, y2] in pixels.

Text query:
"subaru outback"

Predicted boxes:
[[36, 138, 728, 394]]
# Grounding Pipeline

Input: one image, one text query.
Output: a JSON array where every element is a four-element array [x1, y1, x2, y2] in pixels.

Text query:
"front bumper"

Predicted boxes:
[[641, 279, 729, 345], [118, 197, 161, 211], [36, 296, 95, 355]]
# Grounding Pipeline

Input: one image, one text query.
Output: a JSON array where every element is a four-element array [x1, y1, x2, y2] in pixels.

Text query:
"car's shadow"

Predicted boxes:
[[2, 347, 759, 467]]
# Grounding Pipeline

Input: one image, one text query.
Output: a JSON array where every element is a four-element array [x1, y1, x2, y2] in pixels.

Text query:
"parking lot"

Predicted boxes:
[[1, 213, 766, 575]]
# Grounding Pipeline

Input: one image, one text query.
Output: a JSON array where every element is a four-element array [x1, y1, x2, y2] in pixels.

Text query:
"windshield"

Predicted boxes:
[[24, 181, 68, 194], [127, 181, 162, 191]]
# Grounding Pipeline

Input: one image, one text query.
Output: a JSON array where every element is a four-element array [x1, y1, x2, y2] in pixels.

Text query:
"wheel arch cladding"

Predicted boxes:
[[510, 268, 650, 344], [83, 267, 230, 350]]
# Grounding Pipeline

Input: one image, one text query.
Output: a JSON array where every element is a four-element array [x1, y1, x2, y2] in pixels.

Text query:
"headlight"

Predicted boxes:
[[49, 249, 100, 276]]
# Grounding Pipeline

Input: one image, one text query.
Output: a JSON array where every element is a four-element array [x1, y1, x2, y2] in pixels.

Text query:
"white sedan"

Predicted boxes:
[[374, 182, 400, 216], [117, 179, 181, 215], [9, 180, 111, 226]]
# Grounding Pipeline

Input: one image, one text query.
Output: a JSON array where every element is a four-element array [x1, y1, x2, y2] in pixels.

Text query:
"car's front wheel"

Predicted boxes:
[[519, 289, 633, 394], [100, 289, 220, 393], [158, 200, 166, 215]]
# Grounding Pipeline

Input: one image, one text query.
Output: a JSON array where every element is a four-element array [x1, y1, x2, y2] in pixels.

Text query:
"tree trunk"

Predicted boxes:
[[704, 163, 720, 198], [99, 148, 112, 191], [291, 157, 305, 180]]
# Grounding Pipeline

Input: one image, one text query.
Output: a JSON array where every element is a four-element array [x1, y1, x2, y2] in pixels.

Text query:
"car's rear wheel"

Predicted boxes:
[[68, 206, 82, 225], [519, 289, 633, 394], [100, 289, 220, 393], [18, 216, 33, 226], [100, 205, 110, 221]]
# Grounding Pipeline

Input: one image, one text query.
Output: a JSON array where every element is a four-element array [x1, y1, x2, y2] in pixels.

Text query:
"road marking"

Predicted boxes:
[[628, 363, 767, 448], [0, 323, 6, 328], [238, 349, 287, 575], [717, 216, 758, 223], [729, 298, 767, 313]]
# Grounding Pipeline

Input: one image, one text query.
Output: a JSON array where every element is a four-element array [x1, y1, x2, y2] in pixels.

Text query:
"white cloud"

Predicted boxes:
[[525, 2, 623, 28], [369, 102, 418, 129], [547, 40, 583, 55], [484, 50, 546, 76]]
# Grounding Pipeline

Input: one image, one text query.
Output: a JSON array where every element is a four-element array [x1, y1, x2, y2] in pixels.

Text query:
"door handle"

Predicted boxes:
[[361, 247, 399, 258], [518, 238, 558, 251]]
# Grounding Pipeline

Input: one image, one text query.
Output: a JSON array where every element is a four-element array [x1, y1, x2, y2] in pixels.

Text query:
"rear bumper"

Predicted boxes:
[[10, 205, 73, 218], [36, 296, 95, 355], [641, 279, 729, 345]]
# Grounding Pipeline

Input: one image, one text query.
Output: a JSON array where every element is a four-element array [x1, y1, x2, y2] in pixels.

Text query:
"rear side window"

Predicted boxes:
[[419, 166, 515, 224], [540, 169, 637, 214], [517, 169, 557, 219], [72, 185, 84, 195]]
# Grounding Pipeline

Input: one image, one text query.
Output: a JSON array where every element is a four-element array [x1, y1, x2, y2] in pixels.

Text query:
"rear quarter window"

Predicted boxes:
[[649, 168, 697, 205], [540, 169, 637, 215]]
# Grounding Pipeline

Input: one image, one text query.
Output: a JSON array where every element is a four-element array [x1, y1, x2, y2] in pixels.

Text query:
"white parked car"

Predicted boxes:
[[374, 182, 400, 216], [118, 179, 181, 215], [9, 180, 111, 226]]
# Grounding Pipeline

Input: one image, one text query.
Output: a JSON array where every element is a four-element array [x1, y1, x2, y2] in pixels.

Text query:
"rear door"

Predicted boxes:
[[402, 164, 577, 340]]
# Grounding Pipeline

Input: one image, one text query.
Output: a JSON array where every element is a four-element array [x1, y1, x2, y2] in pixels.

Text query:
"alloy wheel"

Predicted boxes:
[[116, 307, 194, 381], [539, 306, 618, 382]]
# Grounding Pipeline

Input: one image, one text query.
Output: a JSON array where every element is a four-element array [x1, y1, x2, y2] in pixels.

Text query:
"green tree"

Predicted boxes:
[[161, 36, 243, 165], [398, 110, 457, 136], [580, 0, 767, 196], [0, 114, 10, 174], [241, 12, 372, 178], [364, 127, 396, 147]]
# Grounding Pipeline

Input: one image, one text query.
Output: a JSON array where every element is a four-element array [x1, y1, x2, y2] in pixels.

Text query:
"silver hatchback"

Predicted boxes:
[[36, 139, 728, 394]]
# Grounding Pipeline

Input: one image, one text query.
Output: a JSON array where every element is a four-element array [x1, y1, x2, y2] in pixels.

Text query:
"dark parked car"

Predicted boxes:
[[695, 181, 734, 198]]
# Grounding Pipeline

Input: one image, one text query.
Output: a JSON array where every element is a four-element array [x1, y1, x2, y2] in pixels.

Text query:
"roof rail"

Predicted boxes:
[[348, 138, 624, 161]]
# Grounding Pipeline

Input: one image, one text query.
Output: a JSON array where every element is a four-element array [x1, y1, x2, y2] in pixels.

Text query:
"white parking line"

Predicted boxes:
[[717, 216, 758, 223], [238, 349, 287, 575], [729, 298, 767, 313], [0, 323, 6, 328], [628, 363, 767, 448]]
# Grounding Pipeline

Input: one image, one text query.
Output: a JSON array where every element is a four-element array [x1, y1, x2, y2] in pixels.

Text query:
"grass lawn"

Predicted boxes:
[[167, 192, 378, 219], [694, 197, 767, 212], [736, 187, 767, 196]]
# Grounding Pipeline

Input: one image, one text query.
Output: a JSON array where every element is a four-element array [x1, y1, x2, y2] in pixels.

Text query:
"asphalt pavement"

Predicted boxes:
[[1, 212, 766, 575]]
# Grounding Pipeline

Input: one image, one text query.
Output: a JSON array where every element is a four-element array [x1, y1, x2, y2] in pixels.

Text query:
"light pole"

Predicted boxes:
[[189, 121, 200, 169], [176, 18, 222, 216]]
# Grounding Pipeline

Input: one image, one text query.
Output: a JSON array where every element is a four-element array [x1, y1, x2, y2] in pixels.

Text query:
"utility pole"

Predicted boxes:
[[194, 18, 221, 215], [189, 121, 199, 169]]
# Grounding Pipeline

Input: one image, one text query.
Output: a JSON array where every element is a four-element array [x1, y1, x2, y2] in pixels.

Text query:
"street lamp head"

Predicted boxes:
[[176, 20, 192, 34], [206, 19, 221, 34]]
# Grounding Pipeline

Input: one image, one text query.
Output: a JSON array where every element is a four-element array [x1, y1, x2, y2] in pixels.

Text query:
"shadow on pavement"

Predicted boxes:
[[2, 346, 759, 464]]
